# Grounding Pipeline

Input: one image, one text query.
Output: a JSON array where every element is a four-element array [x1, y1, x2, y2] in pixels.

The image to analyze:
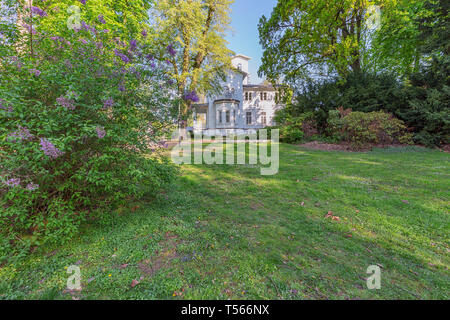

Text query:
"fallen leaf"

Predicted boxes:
[[131, 279, 139, 288], [401, 200, 410, 204], [301, 202, 305, 206], [325, 211, 333, 218]]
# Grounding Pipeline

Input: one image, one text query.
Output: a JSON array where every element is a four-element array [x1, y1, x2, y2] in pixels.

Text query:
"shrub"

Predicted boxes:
[[290, 71, 407, 133], [274, 112, 315, 143], [280, 125, 304, 143], [285, 67, 448, 147], [400, 55, 450, 147], [340, 111, 413, 147], [0, 5, 178, 256]]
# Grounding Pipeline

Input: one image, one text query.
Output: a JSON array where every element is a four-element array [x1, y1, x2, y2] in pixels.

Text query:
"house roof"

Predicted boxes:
[[233, 54, 251, 61], [243, 84, 278, 91]]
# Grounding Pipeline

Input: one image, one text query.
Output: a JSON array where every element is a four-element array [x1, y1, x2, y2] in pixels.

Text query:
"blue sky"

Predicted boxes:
[[225, 0, 278, 84]]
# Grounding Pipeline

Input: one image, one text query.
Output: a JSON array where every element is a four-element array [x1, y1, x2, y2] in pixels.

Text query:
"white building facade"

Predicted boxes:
[[192, 54, 283, 136]]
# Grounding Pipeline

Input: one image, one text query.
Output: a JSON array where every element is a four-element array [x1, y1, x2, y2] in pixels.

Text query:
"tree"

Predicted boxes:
[[35, 0, 153, 39], [416, 0, 449, 56], [401, 0, 450, 146], [9, 0, 153, 58], [368, 0, 428, 77], [258, 0, 385, 85], [153, 0, 234, 125]]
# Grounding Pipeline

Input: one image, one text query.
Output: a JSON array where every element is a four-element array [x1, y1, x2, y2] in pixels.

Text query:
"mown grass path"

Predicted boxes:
[[1, 144, 449, 299]]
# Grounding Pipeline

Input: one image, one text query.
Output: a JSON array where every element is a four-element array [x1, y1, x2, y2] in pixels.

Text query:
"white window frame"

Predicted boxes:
[[261, 112, 266, 125], [246, 111, 252, 125]]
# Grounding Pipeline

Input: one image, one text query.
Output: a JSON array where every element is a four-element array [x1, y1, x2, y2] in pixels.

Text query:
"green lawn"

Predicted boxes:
[[1, 144, 449, 299]]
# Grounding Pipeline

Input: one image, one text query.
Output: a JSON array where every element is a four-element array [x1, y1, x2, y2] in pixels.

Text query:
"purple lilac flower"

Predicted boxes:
[[167, 44, 176, 57], [96, 42, 103, 49], [56, 96, 75, 110], [96, 126, 106, 139], [26, 182, 39, 191], [9, 126, 34, 142], [102, 29, 109, 33], [141, 29, 147, 37], [129, 39, 138, 51], [78, 0, 86, 5], [22, 23, 36, 35], [40, 138, 63, 159], [98, 14, 106, 24], [103, 98, 114, 109], [184, 90, 199, 102], [114, 49, 130, 63], [29, 68, 41, 76], [118, 84, 125, 92], [79, 38, 88, 44], [145, 54, 154, 61], [5, 178, 20, 187], [81, 21, 90, 31], [31, 6, 47, 17]]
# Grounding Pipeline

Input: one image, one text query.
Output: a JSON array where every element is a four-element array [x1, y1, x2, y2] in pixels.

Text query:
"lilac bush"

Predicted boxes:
[[0, 2, 180, 253]]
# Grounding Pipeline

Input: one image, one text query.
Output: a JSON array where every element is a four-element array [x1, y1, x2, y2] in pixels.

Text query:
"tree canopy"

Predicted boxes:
[[257, 0, 439, 84], [152, 0, 234, 122]]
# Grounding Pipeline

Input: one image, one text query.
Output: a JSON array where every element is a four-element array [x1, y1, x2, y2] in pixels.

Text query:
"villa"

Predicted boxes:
[[192, 54, 284, 136]]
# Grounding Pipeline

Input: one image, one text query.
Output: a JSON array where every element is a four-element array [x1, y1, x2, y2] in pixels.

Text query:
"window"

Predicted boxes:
[[260, 92, 263, 100], [237, 63, 242, 71], [249, 92, 252, 100], [226, 110, 230, 123], [233, 109, 236, 122], [218, 110, 222, 124], [264, 92, 267, 100], [246, 112, 252, 125], [260, 92, 267, 101], [261, 112, 266, 125], [245, 92, 248, 100]]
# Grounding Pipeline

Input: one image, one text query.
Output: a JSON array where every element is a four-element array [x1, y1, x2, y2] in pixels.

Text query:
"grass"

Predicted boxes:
[[0, 143, 449, 299]]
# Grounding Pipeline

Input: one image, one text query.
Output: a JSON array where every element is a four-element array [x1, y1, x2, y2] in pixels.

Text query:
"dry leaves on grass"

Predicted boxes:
[[325, 211, 341, 221]]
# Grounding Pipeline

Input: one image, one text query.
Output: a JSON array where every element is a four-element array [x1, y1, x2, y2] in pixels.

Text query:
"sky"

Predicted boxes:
[[225, 0, 278, 84]]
